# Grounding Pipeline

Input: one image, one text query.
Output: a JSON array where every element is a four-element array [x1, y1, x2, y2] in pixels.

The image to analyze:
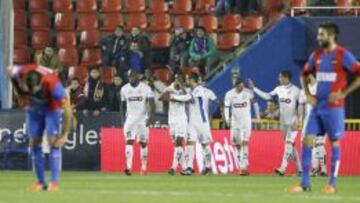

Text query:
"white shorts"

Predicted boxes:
[[169, 122, 187, 140], [189, 121, 212, 145], [231, 124, 251, 145], [281, 124, 297, 143], [124, 120, 149, 143], [186, 124, 198, 143]]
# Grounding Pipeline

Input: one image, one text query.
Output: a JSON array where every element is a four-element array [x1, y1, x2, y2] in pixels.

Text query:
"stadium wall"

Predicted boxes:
[[101, 128, 360, 176], [207, 17, 360, 117]]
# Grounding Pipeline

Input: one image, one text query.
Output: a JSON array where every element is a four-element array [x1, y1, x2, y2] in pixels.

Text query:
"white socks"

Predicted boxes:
[[280, 143, 293, 171], [171, 146, 184, 170], [203, 145, 212, 169], [140, 147, 148, 171], [125, 145, 133, 170], [185, 145, 195, 169]]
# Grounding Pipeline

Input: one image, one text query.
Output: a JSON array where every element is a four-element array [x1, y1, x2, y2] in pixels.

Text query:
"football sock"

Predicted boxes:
[[32, 146, 46, 185], [329, 146, 340, 186], [185, 145, 195, 169], [203, 145, 212, 169], [280, 143, 293, 171], [171, 147, 183, 170], [301, 145, 312, 188], [49, 147, 61, 183], [125, 145, 133, 170], [140, 146, 148, 171]]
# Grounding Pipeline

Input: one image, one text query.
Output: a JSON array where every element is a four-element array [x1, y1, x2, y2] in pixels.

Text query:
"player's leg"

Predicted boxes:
[[169, 124, 185, 175], [276, 125, 292, 175], [138, 124, 149, 175], [181, 125, 196, 175], [124, 122, 136, 175], [46, 110, 63, 192], [231, 128, 241, 172], [311, 143, 320, 176], [289, 130, 302, 175], [199, 125, 213, 175], [239, 127, 250, 175], [26, 110, 46, 192], [316, 136, 327, 176]]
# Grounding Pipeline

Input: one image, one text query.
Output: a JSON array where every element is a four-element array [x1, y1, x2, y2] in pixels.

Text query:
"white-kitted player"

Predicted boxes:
[[298, 74, 327, 177], [224, 78, 261, 175], [183, 73, 221, 175], [160, 74, 191, 175], [120, 70, 155, 176], [248, 70, 302, 176]]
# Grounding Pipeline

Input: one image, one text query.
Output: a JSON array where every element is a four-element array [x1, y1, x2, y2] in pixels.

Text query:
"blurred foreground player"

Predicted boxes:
[[287, 23, 360, 194], [7, 64, 72, 192]]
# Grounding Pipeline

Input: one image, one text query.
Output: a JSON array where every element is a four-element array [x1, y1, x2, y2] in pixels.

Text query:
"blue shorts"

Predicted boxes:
[[26, 109, 62, 138], [304, 108, 345, 141]]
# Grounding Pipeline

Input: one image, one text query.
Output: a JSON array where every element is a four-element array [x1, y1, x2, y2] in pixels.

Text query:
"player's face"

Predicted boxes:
[[278, 74, 289, 85], [317, 28, 331, 48], [235, 82, 244, 92], [128, 72, 139, 86]]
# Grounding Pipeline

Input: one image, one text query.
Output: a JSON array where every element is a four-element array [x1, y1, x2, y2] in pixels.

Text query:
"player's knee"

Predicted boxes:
[[139, 142, 147, 148], [302, 136, 315, 147], [126, 140, 135, 145]]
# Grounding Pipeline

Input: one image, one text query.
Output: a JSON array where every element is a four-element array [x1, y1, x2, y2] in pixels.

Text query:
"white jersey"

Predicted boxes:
[[255, 83, 300, 125], [189, 85, 217, 124], [121, 82, 154, 124], [299, 82, 317, 118], [224, 88, 254, 127], [166, 83, 190, 124]]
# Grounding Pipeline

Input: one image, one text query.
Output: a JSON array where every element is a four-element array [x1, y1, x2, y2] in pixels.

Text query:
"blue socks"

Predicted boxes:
[[32, 146, 45, 185], [300, 145, 313, 188], [329, 146, 340, 186], [50, 147, 61, 183]]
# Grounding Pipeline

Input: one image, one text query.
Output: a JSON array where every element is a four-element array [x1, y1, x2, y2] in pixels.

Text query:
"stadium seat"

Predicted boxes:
[[31, 31, 51, 50], [78, 13, 99, 31], [124, 0, 145, 13], [171, 0, 192, 14], [68, 66, 88, 85], [218, 14, 242, 32], [288, 0, 307, 15], [198, 15, 218, 33], [336, 0, 353, 15], [148, 13, 171, 32], [13, 0, 25, 11], [58, 48, 79, 67], [14, 31, 27, 48], [148, 0, 169, 13], [125, 13, 147, 30], [100, 67, 116, 84], [13, 47, 30, 64], [100, 0, 122, 13], [30, 13, 50, 31], [174, 15, 194, 31], [101, 13, 124, 32], [76, 0, 97, 13], [217, 33, 240, 50], [14, 11, 27, 30], [54, 13, 75, 31], [29, 0, 48, 13], [81, 48, 102, 66], [195, 0, 215, 14], [56, 31, 77, 48], [153, 68, 172, 84], [151, 32, 171, 49], [53, 0, 73, 13], [80, 30, 100, 48], [240, 15, 263, 33]]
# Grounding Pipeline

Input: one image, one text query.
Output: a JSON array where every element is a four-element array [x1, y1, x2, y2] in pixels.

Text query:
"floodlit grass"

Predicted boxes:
[[0, 171, 359, 203]]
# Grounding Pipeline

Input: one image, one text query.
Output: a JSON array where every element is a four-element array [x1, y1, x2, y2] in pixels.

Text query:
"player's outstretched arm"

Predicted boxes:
[[247, 79, 273, 100]]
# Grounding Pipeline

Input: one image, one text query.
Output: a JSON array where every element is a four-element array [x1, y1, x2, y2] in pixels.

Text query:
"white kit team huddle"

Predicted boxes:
[[120, 70, 327, 176]]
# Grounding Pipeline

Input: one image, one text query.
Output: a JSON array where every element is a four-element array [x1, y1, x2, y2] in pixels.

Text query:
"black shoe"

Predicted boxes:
[[124, 169, 132, 176], [180, 167, 194, 176], [168, 168, 175, 176], [297, 171, 302, 177], [319, 171, 328, 177], [201, 167, 211, 176], [274, 168, 285, 176]]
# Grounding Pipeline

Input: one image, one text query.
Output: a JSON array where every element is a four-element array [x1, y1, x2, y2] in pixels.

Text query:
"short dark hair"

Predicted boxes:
[[189, 72, 201, 82], [280, 70, 291, 80], [196, 26, 206, 33], [25, 71, 41, 90], [319, 22, 340, 40]]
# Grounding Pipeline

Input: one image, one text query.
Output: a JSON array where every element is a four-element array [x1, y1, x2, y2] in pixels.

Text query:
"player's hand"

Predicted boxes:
[[307, 95, 317, 107], [54, 135, 67, 147], [329, 91, 345, 104], [247, 79, 255, 89]]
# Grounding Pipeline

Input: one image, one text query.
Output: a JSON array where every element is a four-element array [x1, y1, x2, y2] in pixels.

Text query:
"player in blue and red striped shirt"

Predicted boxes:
[[287, 23, 360, 194], [8, 64, 73, 192]]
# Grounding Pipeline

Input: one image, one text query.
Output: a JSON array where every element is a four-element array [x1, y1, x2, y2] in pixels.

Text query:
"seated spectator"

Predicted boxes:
[[38, 47, 66, 84], [100, 26, 128, 73], [261, 100, 279, 120], [106, 76, 123, 111], [189, 26, 218, 76], [169, 27, 192, 74], [128, 27, 152, 68], [66, 78, 86, 111], [83, 67, 108, 116]]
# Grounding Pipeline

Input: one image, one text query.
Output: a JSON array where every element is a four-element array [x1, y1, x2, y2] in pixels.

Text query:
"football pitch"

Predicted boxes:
[[1, 172, 360, 203]]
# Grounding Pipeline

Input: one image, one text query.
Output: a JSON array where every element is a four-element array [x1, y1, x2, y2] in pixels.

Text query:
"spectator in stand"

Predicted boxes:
[[309, 0, 336, 16], [128, 42, 146, 76], [261, 100, 279, 120], [83, 67, 108, 116], [128, 27, 152, 69], [100, 26, 129, 75], [189, 26, 218, 76], [106, 76, 123, 111], [235, 0, 261, 15], [66, 78, 86, 111], [169, 27, 193, 74], [38, 47, 66, 84]]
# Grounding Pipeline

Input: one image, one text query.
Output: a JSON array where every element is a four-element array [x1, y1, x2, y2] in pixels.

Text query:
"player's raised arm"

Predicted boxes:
[[247, 79, 274, 100]]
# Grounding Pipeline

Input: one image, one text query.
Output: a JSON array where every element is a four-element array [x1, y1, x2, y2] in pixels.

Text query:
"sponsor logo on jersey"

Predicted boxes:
[[279, 98, 292, 104], [128, 96, 143, 101], [316, 72, 337, 82], [233, 102, 247, 108]]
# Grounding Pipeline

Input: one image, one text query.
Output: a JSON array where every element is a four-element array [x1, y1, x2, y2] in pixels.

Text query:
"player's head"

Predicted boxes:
[[188, 72, 201, 87], [128, 70, 140, 87], [174, 73, 185, 89], [234, 78, 244, 92], [89, 67, 100, 80], [279, 70, 291, 85], [24, 70, 42, 94], [317, 22, 339, 49]]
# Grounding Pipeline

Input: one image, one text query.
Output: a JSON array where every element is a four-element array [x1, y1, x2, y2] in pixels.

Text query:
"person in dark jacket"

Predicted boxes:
[[106, 76, 123, 111], [169, 27, 193, 74], [128, 27, 152, 69]]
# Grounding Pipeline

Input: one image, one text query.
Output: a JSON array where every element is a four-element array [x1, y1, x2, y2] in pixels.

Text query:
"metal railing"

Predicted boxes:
[[290, 6, 360, 17]]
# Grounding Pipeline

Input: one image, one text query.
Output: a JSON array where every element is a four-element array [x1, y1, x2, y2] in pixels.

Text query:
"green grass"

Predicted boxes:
[[0, 172, 360, 203]]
